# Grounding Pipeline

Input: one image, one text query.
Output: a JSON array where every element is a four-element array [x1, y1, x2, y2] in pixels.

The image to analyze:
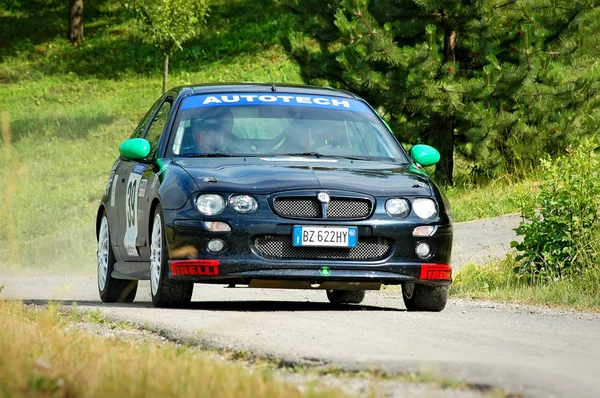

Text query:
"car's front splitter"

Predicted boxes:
[[167, 259, 452, 287]]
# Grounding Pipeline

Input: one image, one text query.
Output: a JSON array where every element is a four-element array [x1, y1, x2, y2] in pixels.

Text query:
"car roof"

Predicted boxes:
[[176, 83, 359, 99]]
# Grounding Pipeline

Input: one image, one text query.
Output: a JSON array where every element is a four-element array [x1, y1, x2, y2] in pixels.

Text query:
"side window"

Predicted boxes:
[[144, 100, 172, 158], [130, 97, 164, 139]]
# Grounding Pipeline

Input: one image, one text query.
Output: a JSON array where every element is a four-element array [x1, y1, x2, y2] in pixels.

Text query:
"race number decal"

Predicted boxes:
[[138, 179, 148, 197], [110, 174, 118, 207], [123, 164, 147, 256]]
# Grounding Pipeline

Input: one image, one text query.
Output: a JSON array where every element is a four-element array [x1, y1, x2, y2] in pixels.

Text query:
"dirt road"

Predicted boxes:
[[3, 215, 600, 397]]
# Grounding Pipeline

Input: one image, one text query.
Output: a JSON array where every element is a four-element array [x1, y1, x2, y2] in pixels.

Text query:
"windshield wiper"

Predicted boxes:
[[275, 152, 373, 161], [325, 155, 372, 161], [276, 152, 324, 158]]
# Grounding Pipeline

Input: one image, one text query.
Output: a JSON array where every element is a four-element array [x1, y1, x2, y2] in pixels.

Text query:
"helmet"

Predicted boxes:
[[194, 106, 233, 134]]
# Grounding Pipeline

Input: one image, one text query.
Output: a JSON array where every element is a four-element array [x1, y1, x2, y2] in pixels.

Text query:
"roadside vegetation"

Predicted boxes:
[[444, 174, 539, 222], [452, 140, 600, 312], [0, 299, 345, 397], [451, 258, 600, 311]]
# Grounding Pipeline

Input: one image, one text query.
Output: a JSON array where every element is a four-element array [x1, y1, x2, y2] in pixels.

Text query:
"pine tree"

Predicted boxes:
[[285, 0, 496, 184], [478, 0, 600, 175], [284, 0, 600, 184]]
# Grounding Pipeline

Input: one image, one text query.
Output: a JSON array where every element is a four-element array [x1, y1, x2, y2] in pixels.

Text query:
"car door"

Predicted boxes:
[[108, 97, 164, 261], [117, 97, 173, 261]]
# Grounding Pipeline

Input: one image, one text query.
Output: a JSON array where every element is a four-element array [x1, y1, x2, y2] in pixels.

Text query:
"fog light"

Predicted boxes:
[[207, 238, 226, 253], [413, 225, 436, 237], [204, 221, 231, 232], [415, 242, 431, 259]]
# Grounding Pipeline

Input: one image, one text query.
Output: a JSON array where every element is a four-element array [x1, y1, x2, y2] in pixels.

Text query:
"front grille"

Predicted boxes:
[[327, 198, 371, 218], [254, 235, 392, 260], [273, 198, 320, 218], [273, 196, 373, 219]]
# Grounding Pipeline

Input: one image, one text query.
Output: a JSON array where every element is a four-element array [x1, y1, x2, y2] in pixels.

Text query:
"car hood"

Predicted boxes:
[[175, 157, 433, 196]]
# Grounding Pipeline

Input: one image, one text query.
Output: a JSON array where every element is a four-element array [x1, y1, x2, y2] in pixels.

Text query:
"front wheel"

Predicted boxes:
[[402, 282, 448, 312], [150, 204, 193, 308], [326, 290, 366, 305], [97, 212, 138, 303]]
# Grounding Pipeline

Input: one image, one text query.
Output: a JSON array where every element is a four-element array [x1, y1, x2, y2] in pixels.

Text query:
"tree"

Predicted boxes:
[[128, 0, 210, 93], [477, 0, 600, 176], [284, 0, 600, 184], [284, 0, 494, 184], [68, 0, 84, 45]]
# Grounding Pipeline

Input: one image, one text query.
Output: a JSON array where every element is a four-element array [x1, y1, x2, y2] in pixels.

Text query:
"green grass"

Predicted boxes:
[[451, 256, 600, 312], [0, 299, 346, 397], [444, 175, 539, 222]]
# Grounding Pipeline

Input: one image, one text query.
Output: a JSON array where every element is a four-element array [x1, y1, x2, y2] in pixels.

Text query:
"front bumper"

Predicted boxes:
[[163, 208, 453, 287]]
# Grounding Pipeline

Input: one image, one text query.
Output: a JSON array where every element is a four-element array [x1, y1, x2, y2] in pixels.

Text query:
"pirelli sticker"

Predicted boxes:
[[420, 264, 452, 281], [171, 260, 219, 276]]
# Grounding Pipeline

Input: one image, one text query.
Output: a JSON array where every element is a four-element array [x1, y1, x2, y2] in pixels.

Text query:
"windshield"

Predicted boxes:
[[167, 93, 408, 162]]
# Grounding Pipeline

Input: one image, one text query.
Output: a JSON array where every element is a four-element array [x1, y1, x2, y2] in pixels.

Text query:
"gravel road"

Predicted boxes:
[[3, 214, 600, 398]]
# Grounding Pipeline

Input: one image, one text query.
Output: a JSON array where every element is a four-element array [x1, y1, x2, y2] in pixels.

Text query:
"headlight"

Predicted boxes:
[[413, 198, 438, 219], [229, 195, 258, 213], [385, 198, 410, 217], [196, 194, 226, 215]]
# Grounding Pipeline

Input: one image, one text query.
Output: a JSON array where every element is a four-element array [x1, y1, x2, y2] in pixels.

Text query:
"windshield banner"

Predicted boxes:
[[181, 93, 371, 114]]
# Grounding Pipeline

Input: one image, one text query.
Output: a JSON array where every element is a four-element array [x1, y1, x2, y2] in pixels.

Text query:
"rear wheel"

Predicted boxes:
[[326, 289, 366, 305], [402, 282, 448, 312], [150, 204, 193, 308], [97, 212, 138, 303]]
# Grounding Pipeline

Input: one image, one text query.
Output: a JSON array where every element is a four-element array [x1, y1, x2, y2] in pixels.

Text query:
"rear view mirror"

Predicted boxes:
[[410, 144, 440, 167], [120, 138, 151, 160]]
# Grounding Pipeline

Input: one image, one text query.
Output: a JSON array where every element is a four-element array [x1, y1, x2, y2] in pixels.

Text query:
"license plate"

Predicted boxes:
[[292, 226, 357, 248]]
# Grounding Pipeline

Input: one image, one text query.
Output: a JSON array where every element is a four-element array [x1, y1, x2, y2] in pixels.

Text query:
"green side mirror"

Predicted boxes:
[[410, 144, 440, 167], [120, 138, 151, 160]]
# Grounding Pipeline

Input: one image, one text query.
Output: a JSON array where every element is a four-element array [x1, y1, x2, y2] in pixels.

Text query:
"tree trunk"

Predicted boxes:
[[68, 0, 84, 45], [435, 20, 456, 185], [434, 117, 454, 185], [443, 24, 456, 64], [163, 53, 169, 93]]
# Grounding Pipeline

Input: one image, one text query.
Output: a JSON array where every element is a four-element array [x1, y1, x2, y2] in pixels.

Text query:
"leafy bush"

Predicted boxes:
[[512, 139, 600, 281]]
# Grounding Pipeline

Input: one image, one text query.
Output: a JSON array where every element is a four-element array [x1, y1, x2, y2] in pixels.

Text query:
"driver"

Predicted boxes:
[[192, 119, 226, 153]]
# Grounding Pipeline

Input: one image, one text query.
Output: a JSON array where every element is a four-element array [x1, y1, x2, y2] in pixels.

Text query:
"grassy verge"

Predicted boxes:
[[450, 256, 600, 312], [443, 175, 539, 222], [0, 299, 346, 398]]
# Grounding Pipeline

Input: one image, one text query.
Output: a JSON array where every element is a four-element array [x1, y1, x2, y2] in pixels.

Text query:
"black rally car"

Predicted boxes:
[[96, 83, 453, 310]]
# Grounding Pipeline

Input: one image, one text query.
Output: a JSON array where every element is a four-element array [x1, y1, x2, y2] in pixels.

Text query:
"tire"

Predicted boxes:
[[150, 204, 193, 308], [402, 282, 448, 312], [97, 212, 138, 303], [326, 289, 366, 305]]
